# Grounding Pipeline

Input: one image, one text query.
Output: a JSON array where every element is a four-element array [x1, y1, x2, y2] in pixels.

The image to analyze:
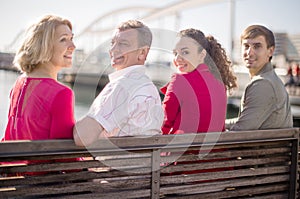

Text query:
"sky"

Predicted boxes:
[[0, 0, 300, 57]]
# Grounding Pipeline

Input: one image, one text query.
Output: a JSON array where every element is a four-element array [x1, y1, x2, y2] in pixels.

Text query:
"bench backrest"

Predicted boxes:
[[0, 128, 299, 199]]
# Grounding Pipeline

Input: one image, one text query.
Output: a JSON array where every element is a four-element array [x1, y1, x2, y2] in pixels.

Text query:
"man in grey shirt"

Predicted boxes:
[[226, 25, 293, 130]]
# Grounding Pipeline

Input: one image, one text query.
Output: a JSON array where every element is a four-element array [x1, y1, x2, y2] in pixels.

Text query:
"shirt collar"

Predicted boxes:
[[255, 62, 273, 76], [109, 65, 145, 81]]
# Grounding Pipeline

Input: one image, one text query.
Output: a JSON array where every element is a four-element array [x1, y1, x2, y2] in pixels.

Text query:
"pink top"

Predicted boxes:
[[3, 76, 75, 140], [161, 64, 226, 134]]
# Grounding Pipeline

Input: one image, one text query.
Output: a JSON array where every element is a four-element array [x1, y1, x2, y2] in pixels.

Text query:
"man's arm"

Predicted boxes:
[[73, 116, 104, 146]]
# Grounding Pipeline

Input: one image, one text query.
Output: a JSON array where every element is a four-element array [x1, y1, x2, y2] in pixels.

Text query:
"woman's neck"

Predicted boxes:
[[27, 63, 58, 80]]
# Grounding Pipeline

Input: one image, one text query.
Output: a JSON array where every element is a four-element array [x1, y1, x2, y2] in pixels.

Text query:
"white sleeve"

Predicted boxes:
[[87, 82, 129, 133]]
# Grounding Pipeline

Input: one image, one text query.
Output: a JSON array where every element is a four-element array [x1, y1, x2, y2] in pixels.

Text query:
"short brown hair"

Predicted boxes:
[[241, 25, 275, 61], [241, 25, 275, 48]]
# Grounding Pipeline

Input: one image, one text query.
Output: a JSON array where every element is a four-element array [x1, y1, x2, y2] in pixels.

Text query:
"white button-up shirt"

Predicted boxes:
[[88, 65, 163, 136]]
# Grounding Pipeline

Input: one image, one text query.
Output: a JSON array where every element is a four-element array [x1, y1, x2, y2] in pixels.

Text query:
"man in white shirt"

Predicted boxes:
[[74, 20, 164, 146]]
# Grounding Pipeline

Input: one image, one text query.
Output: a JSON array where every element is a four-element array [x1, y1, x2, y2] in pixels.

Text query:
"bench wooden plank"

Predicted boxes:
[[160, 166, 289, 184], [1, 179, 152, 198], [161, 144, 291, 164], [160, 184, 288, 198], [161, 157, 290, 174], [161, 174, 289, 195]]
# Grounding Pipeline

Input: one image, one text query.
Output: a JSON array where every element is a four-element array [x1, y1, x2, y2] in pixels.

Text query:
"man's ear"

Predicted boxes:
[[138, 47, 150, 61], [268, 46, 275, 57]]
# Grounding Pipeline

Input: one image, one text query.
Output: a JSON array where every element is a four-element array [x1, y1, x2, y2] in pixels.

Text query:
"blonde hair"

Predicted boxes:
[[14, 15, 73, 73]]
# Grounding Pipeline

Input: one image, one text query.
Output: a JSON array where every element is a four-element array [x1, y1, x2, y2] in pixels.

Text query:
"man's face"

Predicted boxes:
[[109, 29, 143, 70], [241, 35, 274, 76]]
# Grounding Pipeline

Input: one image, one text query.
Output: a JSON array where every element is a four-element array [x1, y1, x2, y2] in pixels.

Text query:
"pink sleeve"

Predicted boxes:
[[49, 88, 75, 139], [161, 75, 180, 134]]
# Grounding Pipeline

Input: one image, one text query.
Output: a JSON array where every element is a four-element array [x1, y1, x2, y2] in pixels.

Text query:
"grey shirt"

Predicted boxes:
[[229, 63, 293, 131]]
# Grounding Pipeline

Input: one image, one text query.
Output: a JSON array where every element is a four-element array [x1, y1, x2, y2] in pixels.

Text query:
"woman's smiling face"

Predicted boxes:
[[173, 36, 204, 73], [50, 24, 75, 68]]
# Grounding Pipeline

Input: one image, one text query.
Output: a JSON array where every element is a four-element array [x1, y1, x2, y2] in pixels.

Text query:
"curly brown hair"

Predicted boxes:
[[179, 28, 237, 92]]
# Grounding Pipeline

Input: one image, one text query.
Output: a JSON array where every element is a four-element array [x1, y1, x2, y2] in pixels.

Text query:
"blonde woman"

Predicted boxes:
[[3, 15, 76, 140]]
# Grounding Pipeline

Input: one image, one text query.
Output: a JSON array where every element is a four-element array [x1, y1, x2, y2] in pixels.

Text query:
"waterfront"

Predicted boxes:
[[0, 70, 18, 138]]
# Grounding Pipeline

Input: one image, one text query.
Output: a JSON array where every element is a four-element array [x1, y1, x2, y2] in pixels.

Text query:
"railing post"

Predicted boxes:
[[289, 130, 299, 199], [151, 149, 161, 199]]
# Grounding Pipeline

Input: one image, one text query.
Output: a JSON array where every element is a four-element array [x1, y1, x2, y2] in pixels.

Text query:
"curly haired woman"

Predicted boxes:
[[161, 28, 237, 134]]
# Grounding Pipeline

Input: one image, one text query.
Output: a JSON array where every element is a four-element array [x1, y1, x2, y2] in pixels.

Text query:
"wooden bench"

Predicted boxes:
[[0, 128, 299, 199]]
